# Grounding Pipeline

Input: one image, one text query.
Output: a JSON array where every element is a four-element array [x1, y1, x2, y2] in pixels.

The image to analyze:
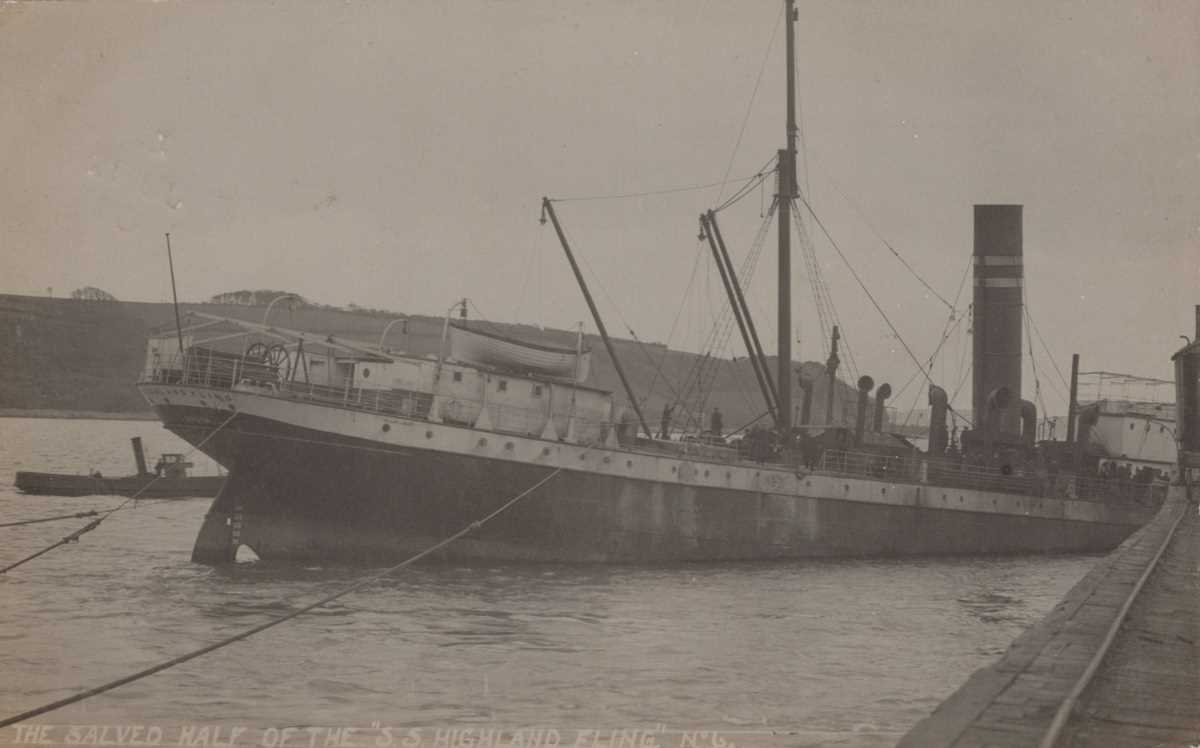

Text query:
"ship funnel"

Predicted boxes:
[[798, 376, 814, 426], [928, 385, 949, 455], [1020, 399, 1037, 448], [854, 375, 874, 446], [1073, 405, 1101, 469], [873, 383, 892, 431], [972, 205, 1023, 441], [131, 437, 149, 476], [1171, 305, 1200, 470]]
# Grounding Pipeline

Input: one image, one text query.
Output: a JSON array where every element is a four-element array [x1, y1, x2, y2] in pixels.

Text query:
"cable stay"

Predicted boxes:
[[712, 3, 785, 206], [1025, 301, 1072, 395], [809, 158, 956, 313], [712, 159, 779, 214], [794, 195, 947, 410], [548, 167, 775, 205], [892, 257, 973, 429], [0, 510, 101, 529], [791, 199, 859, 382], [0, 463, 573, 728]]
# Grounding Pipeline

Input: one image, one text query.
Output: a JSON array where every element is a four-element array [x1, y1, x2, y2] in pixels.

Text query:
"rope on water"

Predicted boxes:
[[0, 409, 240, 576], [0, 510, 101, 529], [0, 464, 568, 727]]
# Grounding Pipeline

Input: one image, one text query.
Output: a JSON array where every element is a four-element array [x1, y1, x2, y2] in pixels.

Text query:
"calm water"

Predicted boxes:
[[0, 418, 1098, 745]]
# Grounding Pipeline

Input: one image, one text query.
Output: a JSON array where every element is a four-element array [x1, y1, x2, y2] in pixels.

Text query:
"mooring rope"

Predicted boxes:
[[0, 463, 568, 727], [0, 409, 240, 575], [0, 510, 101, 529]]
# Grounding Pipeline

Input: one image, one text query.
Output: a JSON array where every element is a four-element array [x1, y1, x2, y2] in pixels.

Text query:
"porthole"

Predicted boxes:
[[543, 447, 551, 456], [362, 368, 370, 379], [425, 430, 434, 439], [626, 460, 633, 468], [671, 466, 677, 473], [381, 423, 390, 432], [505, 442, 514, 451], [477, 438, 488, 447]]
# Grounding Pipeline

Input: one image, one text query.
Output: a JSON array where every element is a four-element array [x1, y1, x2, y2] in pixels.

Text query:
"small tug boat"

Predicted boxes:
[[14, 437, 224, 499]]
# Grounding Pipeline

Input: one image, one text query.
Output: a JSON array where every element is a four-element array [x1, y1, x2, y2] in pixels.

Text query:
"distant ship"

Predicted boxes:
[[1053, 372, 1178, 483], [138, 1, 1163, 564]]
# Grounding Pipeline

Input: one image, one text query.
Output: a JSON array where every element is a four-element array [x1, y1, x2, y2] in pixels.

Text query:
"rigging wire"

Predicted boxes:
[[1025, 300, 1072, 395], [686, 200, 777, 418], [512, 217, 547, 326], [792, 35, 811, 198], [713, 2, 785, 205], [0, 464, 571, 728], [535, 209, 686, 408], [791, 200, 859, 381], [0, 410, 240, 575], [549, 169, 776, 205], [792, 200, 832, 357], [0, 510, 100, 529], [893, 258, 972, 428], [795, 195, 938, 404], [810, 158, 956, 313], [1024, 304, 1067, 408], [641, 240, 708, 409], [1024, 306, 1052, 430], [713, 157, 779, 213]]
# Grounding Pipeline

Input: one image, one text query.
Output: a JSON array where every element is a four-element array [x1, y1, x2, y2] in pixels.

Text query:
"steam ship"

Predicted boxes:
[[138, 2, 1165, 564]]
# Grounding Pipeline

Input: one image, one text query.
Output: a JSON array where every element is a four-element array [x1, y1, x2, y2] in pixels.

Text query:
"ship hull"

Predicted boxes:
[[139, 384, 1151, 564]]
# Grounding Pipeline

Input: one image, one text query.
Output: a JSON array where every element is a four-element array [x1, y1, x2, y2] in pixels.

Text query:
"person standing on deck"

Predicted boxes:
[[710, 407, 723, 438], [659, 404, 674, 440]]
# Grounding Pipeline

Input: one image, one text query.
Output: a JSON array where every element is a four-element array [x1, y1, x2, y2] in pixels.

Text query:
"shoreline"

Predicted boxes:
[[0, 408, 157, 421]]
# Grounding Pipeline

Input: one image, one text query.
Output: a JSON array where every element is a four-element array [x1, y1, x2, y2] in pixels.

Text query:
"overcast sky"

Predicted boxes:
[[2, 1, 1196, 416]]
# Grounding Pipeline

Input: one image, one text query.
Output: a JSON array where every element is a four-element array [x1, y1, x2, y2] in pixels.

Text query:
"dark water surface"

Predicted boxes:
[[0, 418, 1098, 745]]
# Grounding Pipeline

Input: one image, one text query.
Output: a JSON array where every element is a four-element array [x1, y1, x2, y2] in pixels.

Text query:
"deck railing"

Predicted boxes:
[[817, 449, 1165, 507], [141, 353, 436, 420], [140, 350, 621, 441], [142, 354, 1168, 507]]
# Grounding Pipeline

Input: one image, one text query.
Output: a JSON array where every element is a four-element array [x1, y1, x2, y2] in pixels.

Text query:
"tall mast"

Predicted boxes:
[[776, 0, 798, 432]]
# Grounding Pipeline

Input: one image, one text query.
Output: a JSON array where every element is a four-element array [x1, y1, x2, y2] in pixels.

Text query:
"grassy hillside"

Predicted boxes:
[[0, 293, 868, 431]]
